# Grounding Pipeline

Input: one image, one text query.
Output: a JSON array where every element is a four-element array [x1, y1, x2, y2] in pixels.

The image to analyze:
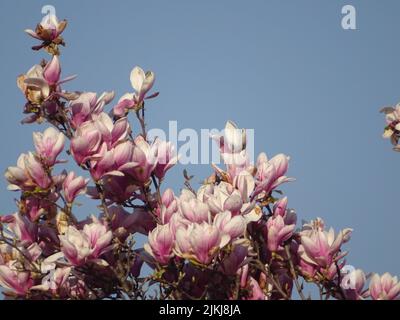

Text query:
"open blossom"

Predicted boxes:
[[69, 91, 114, 129], [179, 197, 210, 223], [17, 64, 50, 105], [0, 262, 33, 296], [70, 121, 102, 165], [299, 220, 352, 269], [369, 272, 400, 300], [91, 113, 130, 148], [33, 127, 64, 166], [176, 222, 230, 265], [25, 12, 67, 43], [5, 152, 51, 191], [62, 172, 88, 204], [113, 66, 158, 116], [198, 181, 261, 223], [122, 135, 158, 183], [71, 112, 130, 171], [17, 56, 75, 109], [59, 219, 112, 266], [342, 269, 367, 300], [213, 211, 246, 240], [198, 182, 243, 216], [144, 224, 175, 265], [253, 153, 294, 198], [7, 213, 38, 246]]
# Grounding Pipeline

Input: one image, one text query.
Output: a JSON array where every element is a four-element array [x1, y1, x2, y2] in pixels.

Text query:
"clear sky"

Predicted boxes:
[[0, 0, 399, 281]]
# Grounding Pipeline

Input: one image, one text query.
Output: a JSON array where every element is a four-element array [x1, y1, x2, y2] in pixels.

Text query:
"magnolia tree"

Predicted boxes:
[[0, 12, 398, 300]]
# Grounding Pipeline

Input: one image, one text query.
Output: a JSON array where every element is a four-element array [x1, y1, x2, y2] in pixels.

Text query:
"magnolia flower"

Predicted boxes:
[[212, 121, 246, 155], [265, 215, 295, 252], [153, 140, 179, 180], [70, 121, 102, 165], [25, 12, 67, 43], [299, 222, 352, 268], [33, 127, 65, 166], [17, 64, 50, 105], [158, 189, 179, 224], [113, 66, 158, 116], [59, 220, 112, 266], [342, 269, 367, 300], [5, 152, 51, 191], [198, 182, 243, 216], [89, 143, 119, 181], [91, 113, 130, 148], [7, 213, 38, 246], [121, 135, 158, 183], [369, 272, 400, 300], [69, 91, 114, 129], [144, 224, 175, 265], [18, 57, 75, 108], [179, 197, 210, 223], [0, 261, 33, 296], [62, 172, 89, 203], [213, 211, 246, 240], [253, 153, 294, 198], [188, 223, 230, 265], [43, 55, 61, 85]]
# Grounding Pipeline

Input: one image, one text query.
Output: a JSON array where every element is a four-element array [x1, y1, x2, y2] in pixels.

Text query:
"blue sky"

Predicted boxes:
[[0, 0, 399, 282]]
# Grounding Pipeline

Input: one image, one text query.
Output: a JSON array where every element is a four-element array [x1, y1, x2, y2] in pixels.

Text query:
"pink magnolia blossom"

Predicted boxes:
[[369, 272, 400, 300], [70, 121, 102, 165], [153, 140, 179, 180], [113, 66, 158, 116], [188, 223, 230, 265], [0, 262, 33, 296], [213, 211, 246, 240], [33, 127, 65, 166], [157, 189, 179, 224], [62, 171, 89, 204], [69, 91, 114, 128], [8, 213, 38, 246], [5, 152, 51, 191], [299, 220, 352, 268], [265, 215, 296, 252], [59, 219, 112, 266], [144, 224, 175, 265], [342, 269, 367, 300], [253, 153, 294, 198], [179, 197, 210, 224], [121, 135, 158, 183], [43, 55, 61, 85]]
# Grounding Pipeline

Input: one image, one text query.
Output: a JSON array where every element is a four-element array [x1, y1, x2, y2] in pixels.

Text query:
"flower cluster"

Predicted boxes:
[[0, 11, 397, 300]]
